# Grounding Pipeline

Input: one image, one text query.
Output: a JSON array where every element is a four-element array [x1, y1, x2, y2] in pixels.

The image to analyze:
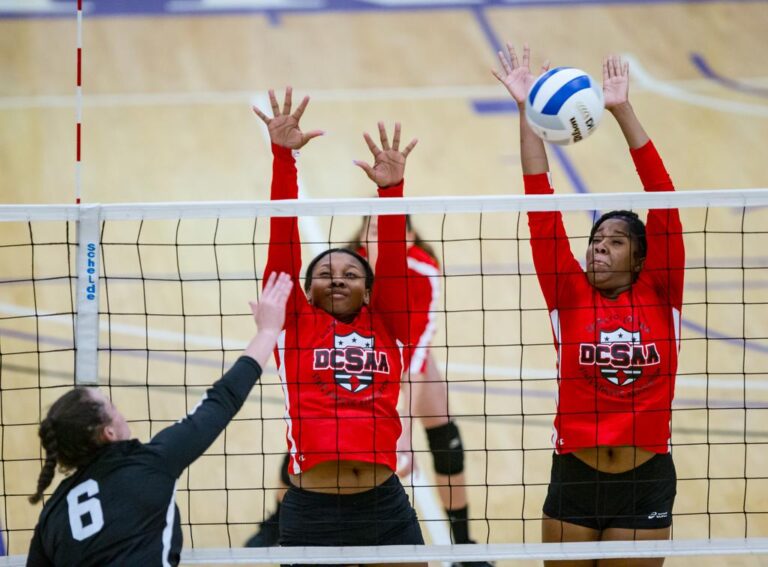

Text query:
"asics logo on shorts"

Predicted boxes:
[[647, 511, 668, 519]]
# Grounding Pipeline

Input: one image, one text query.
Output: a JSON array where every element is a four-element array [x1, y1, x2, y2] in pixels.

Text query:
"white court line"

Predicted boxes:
[[624, 53, 768, 118], [0, 85, 501, 110], [1, 301, 766, 391], [3, 75, 768, 111]]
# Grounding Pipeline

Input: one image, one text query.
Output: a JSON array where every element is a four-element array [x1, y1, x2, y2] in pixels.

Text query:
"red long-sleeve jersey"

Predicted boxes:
[[526, 140, 684, 454], [265, 144, 410, 474], [357, 245, 441, 375], [404, 246, 441, 374]]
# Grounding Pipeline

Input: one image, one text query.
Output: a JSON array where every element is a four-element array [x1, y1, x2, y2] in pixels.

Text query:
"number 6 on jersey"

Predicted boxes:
[[66, 479, 104, 541]]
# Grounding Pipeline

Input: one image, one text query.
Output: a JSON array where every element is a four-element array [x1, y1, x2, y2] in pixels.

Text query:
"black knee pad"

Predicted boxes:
[[279, 452, 291, 487], [426, 421, 464, 476]]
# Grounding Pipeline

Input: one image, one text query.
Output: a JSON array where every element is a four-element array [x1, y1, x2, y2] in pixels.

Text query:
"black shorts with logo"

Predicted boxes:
[[279, 473, 424, 566], [543, 451, 676, 531]]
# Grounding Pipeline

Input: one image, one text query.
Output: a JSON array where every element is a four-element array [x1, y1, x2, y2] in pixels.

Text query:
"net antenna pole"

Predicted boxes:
[[75, 205, 101, 385], [74, 0, 98, 384]]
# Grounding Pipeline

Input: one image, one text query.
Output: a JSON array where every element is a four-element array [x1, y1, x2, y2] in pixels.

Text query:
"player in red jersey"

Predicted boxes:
[[494, 46, 684, 566], [248, 215, 493, 567], [252, 88, 426, 563]]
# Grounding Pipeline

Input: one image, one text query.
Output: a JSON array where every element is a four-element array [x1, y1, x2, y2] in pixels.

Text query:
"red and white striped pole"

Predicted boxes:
[[75, 0, 83, 204]]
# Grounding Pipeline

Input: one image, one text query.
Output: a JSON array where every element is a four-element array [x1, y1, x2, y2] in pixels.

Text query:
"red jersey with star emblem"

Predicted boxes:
[[525, 140, 684, 454], [265, 144, 410, 474]]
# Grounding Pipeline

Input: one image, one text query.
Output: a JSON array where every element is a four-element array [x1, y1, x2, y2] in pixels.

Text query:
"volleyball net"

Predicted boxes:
[[2, 189, 768, 564]]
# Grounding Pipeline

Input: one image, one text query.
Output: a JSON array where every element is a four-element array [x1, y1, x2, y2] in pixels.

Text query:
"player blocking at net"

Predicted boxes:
[[248, 215, 493, 567], [26, 272, 294, 566], [252, 88, 427, 564], [494, 45, 684, 566]]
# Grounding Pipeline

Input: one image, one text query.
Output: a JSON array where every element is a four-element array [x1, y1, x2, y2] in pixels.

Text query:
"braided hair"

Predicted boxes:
[[29, 388, 108, 504]]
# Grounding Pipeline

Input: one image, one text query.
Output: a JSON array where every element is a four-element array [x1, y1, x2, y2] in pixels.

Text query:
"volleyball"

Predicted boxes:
[[525, 67, 604, 145]]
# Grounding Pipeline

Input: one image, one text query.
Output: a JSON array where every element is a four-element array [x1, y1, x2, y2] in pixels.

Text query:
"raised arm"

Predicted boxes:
[[605, 56, 684, 308], [254, 87, 323, 313], [148, 273, 292, 478], [356, 122, 417, 345], [495, 44, 581, 310]]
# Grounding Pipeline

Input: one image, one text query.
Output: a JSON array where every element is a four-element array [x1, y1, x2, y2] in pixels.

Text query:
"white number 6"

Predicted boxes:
[[67, 479, 104, 541]]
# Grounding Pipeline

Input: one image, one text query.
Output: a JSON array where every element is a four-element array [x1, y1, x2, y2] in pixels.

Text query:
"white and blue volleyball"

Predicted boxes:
[[525, 67, 604, 145]]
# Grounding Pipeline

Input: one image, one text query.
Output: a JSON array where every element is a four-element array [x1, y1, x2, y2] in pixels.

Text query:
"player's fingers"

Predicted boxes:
[[507, 43, 519, 69], [391, 122, 401, 152], [282, 86, 293, 116], [274, 273, 293, 303], [293, 95, 310, 121], [353, 160, 375, 178], [252, 106, 270, 124], [363, 132, 381, 156], [261, 271, 279, 297], [497, 49, 512, 74], [378, 121, 390, 151], [302, 130, 325, 145], [401, 138, 418, 158], [268, 89, 280, 116]]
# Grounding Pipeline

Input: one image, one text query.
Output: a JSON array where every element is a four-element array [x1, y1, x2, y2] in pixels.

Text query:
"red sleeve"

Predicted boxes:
[[525, 173, 584, 311], [632, 140, 685, 310], [371, 182, 409, 346], [264, 143, 307, 317]]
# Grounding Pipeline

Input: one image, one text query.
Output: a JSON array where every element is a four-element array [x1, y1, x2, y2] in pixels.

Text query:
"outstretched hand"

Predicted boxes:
[[603, 55, 630, 110], [252, 87, 324, 149], [354, 122, 417, 188], [492, 43, 550, 105], [250, 272, 293, 335]]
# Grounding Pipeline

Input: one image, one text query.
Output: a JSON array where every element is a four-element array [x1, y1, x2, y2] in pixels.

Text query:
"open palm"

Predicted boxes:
[[354, 122, 417, 188], [493, 43, 549, 105], [602, 55, 630, 110], [252, 87, 323, 150]]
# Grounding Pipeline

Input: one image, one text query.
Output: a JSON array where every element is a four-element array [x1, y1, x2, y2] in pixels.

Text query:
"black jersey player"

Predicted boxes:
[[26, 272, 293, 567]]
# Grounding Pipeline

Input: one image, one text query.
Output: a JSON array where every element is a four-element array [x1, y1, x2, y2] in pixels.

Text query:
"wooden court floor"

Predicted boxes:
[[2, 1, 768, 564]]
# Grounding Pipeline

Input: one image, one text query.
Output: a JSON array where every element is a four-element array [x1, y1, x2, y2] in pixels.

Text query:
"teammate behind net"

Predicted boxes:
[[26, 273, 294, 567], [248, 215, 493, 567], [494, 45, 684, 567], [252, 87, 426, 564]]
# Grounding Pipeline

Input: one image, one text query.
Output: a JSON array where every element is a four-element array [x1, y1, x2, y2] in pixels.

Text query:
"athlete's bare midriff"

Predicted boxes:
[[573, 446, 657, 474], [290, 460, 394, 494]]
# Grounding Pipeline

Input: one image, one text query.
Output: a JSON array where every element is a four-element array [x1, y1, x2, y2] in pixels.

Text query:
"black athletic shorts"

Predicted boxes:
[[542, 451, 676, 531], [279, 473, 424, 565]]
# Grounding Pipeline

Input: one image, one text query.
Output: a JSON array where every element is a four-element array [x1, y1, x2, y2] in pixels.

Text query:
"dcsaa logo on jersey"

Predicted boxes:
[[313, 331, 390, 393], [579, 327, 660, 386]]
